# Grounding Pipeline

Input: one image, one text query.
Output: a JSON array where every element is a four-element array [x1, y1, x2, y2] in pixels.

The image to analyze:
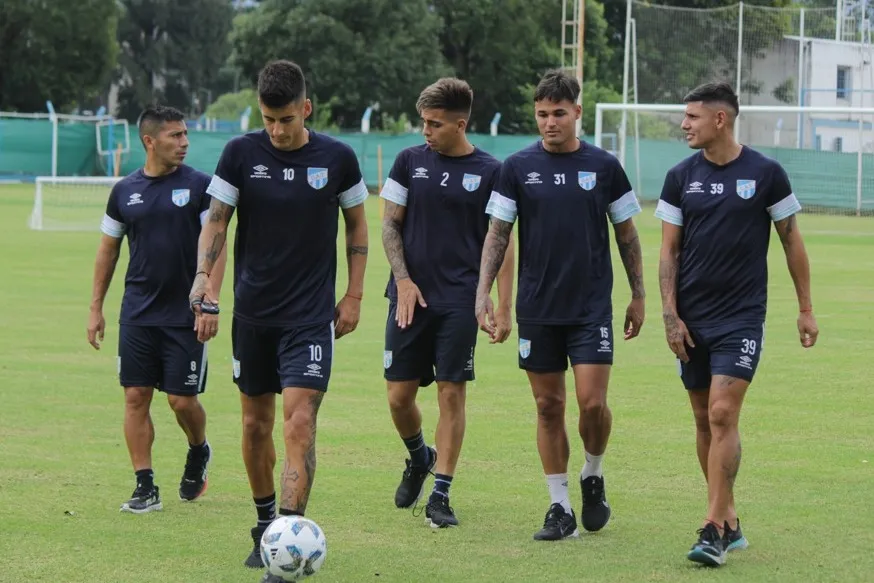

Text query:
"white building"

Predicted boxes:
[[744, 36, 874, 153]]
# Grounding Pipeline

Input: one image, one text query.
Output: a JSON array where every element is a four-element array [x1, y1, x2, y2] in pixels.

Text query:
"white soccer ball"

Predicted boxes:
[[260, 515, 327, 581]]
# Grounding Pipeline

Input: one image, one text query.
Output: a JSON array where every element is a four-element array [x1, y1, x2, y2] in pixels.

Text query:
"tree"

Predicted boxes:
[[230, 0, 449, 129], [0, 0, 118, 112], [115, 0, 233, 121], [431, 0, 613, 134]]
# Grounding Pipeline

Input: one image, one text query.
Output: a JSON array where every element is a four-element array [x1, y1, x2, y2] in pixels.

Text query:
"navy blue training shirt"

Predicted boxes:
[[655, 146, 802, 326], [101, 164, 212, 327], [206, 130, 368, 327], [486, 140, 642, 325], [380, 145, 501, 308]]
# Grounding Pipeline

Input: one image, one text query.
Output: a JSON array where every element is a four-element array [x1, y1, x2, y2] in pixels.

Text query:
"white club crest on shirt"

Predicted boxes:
[[462, 173, 481, 192], [307, 167, 329, 190], [736, 179, 756, 200], [578, 171, 597, 191], [171, 189, 190, 207]]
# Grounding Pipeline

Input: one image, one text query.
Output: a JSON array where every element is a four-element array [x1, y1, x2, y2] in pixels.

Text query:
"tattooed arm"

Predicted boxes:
[[190, 197, 234, 308], [382, 200, 425, 328], [659, 221, 694, 360], [774, 214, 818, 347], [342, 202, 368, 299], [613, 219, 645, 300], [614, 218, 646, 339], [333, 202, 368, 339], [774, 214, 812, 312], [475, 218, 514, 335], [381, 200, 409, 281]]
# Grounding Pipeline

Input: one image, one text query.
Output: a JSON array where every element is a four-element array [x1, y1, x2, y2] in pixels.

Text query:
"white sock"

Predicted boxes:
[[581, 451, 604, 480], [546, 473, 572, 513]]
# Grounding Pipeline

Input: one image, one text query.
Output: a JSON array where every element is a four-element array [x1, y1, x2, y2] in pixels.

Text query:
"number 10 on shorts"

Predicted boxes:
[[309, 344, 322, 362]]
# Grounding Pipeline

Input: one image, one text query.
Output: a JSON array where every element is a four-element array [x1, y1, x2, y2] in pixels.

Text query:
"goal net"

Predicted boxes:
[[30, 176, 122, 231], [594, 103, 874, 217]]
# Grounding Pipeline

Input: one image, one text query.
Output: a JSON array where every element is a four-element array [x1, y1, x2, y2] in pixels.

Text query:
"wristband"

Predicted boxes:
[[196, 270, 209, 277], [346, 293, 362, 301], [800, 307, 812, 313]]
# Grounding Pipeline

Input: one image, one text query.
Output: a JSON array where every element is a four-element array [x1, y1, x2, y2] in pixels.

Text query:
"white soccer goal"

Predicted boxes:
[[30, 176, 122, 231], [594, 103, 874, 216]]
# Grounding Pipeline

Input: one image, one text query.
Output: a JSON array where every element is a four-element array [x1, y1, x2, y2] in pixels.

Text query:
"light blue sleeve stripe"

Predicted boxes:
[[339, 179, 368, 209], [485, 191, 517, 223]]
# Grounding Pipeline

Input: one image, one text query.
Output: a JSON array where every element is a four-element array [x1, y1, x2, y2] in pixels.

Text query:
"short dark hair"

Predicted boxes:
[[258, 60, 306, 108], [416, 78, 473, 117], [683, 82, 739, 116], [534, 69, 581, 104], [137, 105, 185, 145]]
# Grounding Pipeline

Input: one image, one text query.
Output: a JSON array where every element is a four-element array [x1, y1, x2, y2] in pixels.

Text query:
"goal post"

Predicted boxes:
[[594, 103, 874, 216], [30, 176, 122, 231]]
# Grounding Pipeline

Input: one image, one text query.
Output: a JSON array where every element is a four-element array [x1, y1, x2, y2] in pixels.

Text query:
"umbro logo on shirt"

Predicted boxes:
[[250, 164, 271, 179], [686, 182, 704, 194], [413, 167, 429, 179], [126, 193, 143, 206], [524, 172, 542, 185]]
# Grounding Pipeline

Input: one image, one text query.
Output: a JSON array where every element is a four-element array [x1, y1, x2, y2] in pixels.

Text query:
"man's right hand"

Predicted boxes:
[[87, 309, 106, 350], [663, 312, 694, 363], [189, 272, 210, 314], [395, 278, 426, 329]]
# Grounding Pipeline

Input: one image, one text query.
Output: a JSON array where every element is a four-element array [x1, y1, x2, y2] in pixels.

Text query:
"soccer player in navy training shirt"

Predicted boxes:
[[476, 70, 646, 541], [87, 105, 227, 514], [655, 82, 819, 567], [380, 78, 515, 528], [189, 60, 369, 578]]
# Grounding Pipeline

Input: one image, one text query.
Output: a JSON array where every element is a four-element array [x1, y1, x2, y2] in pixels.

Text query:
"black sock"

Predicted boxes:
[[430, 474, 453, 501], [279, 508, 303, 517], [402, 430, 430, 468], [135, 469, 154, 491], [254, 493, 276, 530], [189, 440, 208, 454]]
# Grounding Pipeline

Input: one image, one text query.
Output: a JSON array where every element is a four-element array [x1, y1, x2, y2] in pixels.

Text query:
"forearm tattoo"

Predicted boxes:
[[200, 199, 233, 268], [381, 202, 409, 281], [658, 256, 679, 314], [616, 225, 645, 299], [346, 245, 368, 257], [480, 219, 513, 291]]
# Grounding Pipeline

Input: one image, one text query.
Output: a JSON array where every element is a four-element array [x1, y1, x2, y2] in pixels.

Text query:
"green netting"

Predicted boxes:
[[2, 118, 870, 212]]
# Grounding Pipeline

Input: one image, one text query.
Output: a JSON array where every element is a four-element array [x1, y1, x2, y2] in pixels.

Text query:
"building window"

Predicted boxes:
[[837, 66, 851, 100], [834, 136, 843, 152]]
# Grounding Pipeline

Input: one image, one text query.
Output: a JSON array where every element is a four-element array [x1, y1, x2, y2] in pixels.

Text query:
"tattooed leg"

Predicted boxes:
[[279, 388, 324, 515], [705, 375, 749, 527]]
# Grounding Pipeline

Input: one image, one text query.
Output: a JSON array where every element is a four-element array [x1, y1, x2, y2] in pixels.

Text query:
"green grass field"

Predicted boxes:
[[1, 183, 872, 583]]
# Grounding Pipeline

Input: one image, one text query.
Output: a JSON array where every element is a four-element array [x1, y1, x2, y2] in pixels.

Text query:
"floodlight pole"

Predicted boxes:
[[576, 0, 585, 139]]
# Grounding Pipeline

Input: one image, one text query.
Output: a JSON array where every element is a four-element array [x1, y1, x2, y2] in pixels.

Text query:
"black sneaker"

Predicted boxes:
[[724, 519, 749, 552], [425, 495, 459, 528], [687, 522, 727, 566], [580, 475, 611, 532], [532, 503, 579, 541], [394, 447, 436, 508], [120, 484, 162, 514], [179, 442, 211, 501], [244, 525, 267, 569]]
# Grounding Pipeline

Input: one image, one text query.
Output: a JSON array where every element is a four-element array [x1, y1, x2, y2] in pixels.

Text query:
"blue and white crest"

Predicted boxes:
[[384, 350, 393, 369], [462, 173, 482, 192], [578, 171, 597, 191], [171, 189, 190, 207], [736, 179, 756, 200], [519, 338, 531, 359], [307, 167, 329, 190]]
